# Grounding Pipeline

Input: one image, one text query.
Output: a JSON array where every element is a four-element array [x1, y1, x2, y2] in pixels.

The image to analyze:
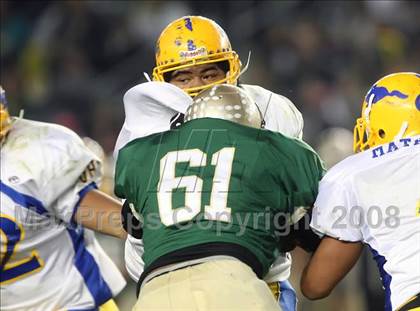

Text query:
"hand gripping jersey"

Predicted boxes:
[[0, 118, 126, 311], [311, 136, 420, 311], [115, 118, 323, 281], [115, 81, 304, 283]]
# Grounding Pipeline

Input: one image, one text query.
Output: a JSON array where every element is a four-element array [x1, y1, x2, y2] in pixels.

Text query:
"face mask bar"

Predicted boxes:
[[153, 52, 241, 97]]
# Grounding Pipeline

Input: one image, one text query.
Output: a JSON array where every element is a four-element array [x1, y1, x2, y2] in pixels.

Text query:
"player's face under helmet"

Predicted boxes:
[[184, 84, 265, 129], [354, 72, 420, 152], [0, 85, 12, 138], [152, 16, 241, 97]]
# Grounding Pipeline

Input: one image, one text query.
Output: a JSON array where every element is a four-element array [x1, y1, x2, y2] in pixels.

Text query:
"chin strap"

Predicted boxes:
[[18, 109, 25, 119], [363, 93, 375, 138], [364, 94, 375, 124], [238, 51, 251, 78], [253, 92, 268, 129], [395, 121, 409, 141], [143, 72, 152, 82]]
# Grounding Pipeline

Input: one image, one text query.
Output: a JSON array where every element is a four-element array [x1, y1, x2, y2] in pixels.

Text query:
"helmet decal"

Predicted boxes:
[[187, 40, 196, 51], [366, 85, 408, 105], [179, 47, 207, 59], [184, 17, 193, 31]]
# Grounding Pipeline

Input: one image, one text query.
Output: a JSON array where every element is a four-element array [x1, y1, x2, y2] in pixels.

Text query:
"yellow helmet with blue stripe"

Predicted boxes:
[[152, 16, 241, 97], [354, 72, 420, 152], [0, 85, 11, 138]]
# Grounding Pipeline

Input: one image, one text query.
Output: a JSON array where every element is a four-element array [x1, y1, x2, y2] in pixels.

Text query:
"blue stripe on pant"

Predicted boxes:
[[279, 280, 297, 311]]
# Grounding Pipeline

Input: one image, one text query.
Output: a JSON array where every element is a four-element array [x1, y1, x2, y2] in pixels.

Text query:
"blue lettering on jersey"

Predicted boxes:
[[387, 142, 398, 153], [366, 85, 408, 105], [372, 138, 419, 158], [184, 18, 193, 31], [372, 146, 385, 158], [399, 138, 411, 147]]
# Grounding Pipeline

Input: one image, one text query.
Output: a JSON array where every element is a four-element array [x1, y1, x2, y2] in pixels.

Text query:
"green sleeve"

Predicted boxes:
[[287, 140, 325, 209], [114, 148, 132, 200], [262, 135, 326, 214]]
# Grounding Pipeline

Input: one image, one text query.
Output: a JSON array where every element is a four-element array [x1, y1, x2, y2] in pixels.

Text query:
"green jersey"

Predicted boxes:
[[115, 118, 324, 277]]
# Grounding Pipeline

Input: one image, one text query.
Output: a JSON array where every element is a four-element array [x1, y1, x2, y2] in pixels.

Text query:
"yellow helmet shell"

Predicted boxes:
[[153, 16, 241, 96], [354, 72, 420, 152], [0, 85, 11, 138]]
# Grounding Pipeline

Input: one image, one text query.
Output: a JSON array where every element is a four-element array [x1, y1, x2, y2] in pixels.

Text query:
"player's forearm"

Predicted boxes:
[[300, 262, 331, 299], [76, 189, 127, 239], [300, 236, 363, 299]]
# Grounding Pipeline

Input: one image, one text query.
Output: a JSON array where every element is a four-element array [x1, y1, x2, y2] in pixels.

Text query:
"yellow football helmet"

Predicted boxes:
[[354, 72, 420, 152], [0, 85, 12, 138], [152, 16, 241, 97]]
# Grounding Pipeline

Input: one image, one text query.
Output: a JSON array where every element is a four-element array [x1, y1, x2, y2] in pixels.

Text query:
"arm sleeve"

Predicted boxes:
[[114, 148, 132, 200], [241, 84, 304, 139], [310, 175, 363, 242], [255, 138, 325, 218], [264, 140, 325, 254], [40, 131, 102, 224], [283, 143, 325, 216], [113, 82, 192, 158], [265, 93, 303, 139], [125, 234, 145, 282]]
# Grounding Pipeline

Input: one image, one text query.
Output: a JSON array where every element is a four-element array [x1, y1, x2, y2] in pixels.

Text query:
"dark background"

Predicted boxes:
[[2, 1, 419, 310]]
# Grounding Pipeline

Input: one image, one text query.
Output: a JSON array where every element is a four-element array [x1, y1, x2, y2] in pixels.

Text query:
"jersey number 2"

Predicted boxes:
[[0, 214, 44, 284], [158, 147, 235, 226]]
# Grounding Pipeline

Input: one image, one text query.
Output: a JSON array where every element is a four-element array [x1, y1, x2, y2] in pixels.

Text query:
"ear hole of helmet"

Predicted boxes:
[[378, 129, 386, 138]]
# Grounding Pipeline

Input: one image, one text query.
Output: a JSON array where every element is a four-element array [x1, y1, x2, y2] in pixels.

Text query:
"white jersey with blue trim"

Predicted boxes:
[[311, 135, 420, 311], [115, 81, 304, 285], [0, 118, 126, 311]]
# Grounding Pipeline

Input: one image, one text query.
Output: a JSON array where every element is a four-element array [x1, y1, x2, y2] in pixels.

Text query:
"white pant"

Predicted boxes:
[[133, 258, 282, 311]]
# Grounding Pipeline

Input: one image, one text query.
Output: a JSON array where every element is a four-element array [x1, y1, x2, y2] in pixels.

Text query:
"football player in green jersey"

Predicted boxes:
[[120, 15, 305, 310], [115, 84, 325, 311]]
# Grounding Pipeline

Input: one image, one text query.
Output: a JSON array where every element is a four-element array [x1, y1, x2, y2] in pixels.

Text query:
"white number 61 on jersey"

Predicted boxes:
[[157, 147, 235, 226]]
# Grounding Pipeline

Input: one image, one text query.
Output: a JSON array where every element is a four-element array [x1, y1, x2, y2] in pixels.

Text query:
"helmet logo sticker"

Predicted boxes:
[[416, 94, 420, 111], [179, 47, 207, 59], [174, 38, 182, 46], [366, 85, 408, 105], [187, 39, 196, 51], [184, 17, 193, 31]]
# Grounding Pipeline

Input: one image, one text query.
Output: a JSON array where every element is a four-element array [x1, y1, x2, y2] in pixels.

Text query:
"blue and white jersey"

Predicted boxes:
[[311, 135, 420, 311], [0, 118, 126, 311]]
